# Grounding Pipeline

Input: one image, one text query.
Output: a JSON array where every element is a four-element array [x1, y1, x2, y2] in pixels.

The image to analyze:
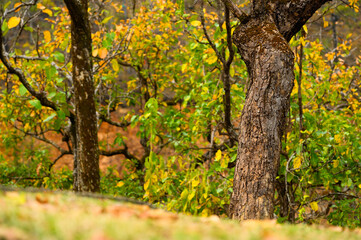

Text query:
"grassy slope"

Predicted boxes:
[[0, 190, 360, 240]]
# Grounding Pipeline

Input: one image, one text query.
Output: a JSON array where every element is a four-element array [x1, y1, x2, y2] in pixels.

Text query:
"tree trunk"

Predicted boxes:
[[229, 15, 294, 220], [224, 0, 332, 220], [63, 0, 100, 192]]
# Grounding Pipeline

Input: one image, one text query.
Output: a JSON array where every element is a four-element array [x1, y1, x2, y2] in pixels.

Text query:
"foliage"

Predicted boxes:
[[278, 31, 361, 227], [0, 0, 360, 229]]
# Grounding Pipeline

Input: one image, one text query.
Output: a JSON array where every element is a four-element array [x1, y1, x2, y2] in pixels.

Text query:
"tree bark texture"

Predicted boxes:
[[63, 0, 100, 192], [226, 0, 331, 220]]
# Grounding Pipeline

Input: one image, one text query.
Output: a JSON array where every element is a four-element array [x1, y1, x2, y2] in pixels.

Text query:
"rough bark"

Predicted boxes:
[[229, 14, 295, 219], [63, 0, 100, 192], [223, 0, 332, 220]]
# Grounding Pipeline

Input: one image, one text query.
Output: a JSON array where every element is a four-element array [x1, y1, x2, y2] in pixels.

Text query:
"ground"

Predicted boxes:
[[0, 189, 360, 240]]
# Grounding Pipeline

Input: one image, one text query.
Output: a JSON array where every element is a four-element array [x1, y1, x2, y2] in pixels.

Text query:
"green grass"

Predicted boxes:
[[0, 190, 360, 240]]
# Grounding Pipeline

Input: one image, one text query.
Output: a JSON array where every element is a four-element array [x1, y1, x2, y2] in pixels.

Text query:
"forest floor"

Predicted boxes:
[[1, 189, 360, 240]]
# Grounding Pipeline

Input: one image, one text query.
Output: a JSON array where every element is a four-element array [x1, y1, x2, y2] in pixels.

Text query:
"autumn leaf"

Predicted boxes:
[[43, 31, 51, 42], [14, 3, 22, 12], [116, 181, 124, 187], [215, 150, 222, 161], [144, 179, 150, 190], [293, 156, 302, 169], [206, 55, 218, 65], [111, 59, 119, 71], [192, 179, 199, 188], [8, 17, 21, 29], [191, 21, 201, 27], [43, 9, 53, 17], [310, 202, 319, 212], [98, 48, 108, 59], [92, 49, 98, 57], [37, 3, 46, 10]]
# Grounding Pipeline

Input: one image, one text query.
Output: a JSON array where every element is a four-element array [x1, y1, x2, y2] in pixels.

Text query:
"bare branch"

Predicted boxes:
[[99, 114, 130, 128], [200, 0, 226, 65], [220, 0, 248, 20]]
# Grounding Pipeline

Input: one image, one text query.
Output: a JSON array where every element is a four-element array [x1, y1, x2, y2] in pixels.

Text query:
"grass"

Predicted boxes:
[[0, 189, 360, 240]]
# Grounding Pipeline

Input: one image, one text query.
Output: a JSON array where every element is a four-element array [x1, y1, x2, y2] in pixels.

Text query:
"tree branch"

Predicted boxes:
[[0, 26, 58, 112]]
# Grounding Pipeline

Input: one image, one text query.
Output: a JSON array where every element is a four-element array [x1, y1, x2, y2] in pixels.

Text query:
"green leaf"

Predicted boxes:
[[53, 51, 65, 62], [101, 16, 113, 24], [45, 65, 57, 79], [24, 26, 33, 32], [3, 1, 11, 10], [19, 84, 27, 96], [28, 99, 42, 110], [57, 110, 66, 120]]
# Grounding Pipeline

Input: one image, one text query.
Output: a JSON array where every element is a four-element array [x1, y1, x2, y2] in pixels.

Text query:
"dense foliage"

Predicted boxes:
[[0, 0, 360, 228]]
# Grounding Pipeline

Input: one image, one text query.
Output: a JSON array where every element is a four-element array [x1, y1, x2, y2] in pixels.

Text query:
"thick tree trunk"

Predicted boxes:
[[224, 0, 331, 220], [64, 0, 100, 192], [229, 15, 294, 220]]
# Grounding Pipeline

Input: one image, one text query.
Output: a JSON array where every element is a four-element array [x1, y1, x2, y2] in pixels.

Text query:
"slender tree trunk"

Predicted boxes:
[[63, 0, 100, 192]]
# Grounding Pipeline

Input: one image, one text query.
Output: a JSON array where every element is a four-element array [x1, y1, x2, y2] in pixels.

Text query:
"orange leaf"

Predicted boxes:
[[98, 48, 108, 59], [14, 3, 22, 12], [37, 3, 46, 10]]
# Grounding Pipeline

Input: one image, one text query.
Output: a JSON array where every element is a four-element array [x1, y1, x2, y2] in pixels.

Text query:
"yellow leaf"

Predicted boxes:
[[207, 55, 218, 65], [192, 179, 199, 188], [92, 49, 98, 57], [215, 149, 222, 161], [43, 31, 51, 42], [116, 181, 124, 187], [221, 155, 229, 168], [181, 63, 187, 73], [191, 21, 201, 27], [111, 59, 119, 71], [181, 189, 188, 199], [310, 201, 319, 212], [323, 18, 329, 28], [8, 17, 21, 29], [188, 190, 196, 201], [230, 66, 235, 77], [42, 9, 53, 17], [334, 134, 342, 143], [293, 156, 302, 169], [333, 160, 339, 168], [302, 25, 308, 34], [98, 48, 108, 59], [144, 179, 150, 190]]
